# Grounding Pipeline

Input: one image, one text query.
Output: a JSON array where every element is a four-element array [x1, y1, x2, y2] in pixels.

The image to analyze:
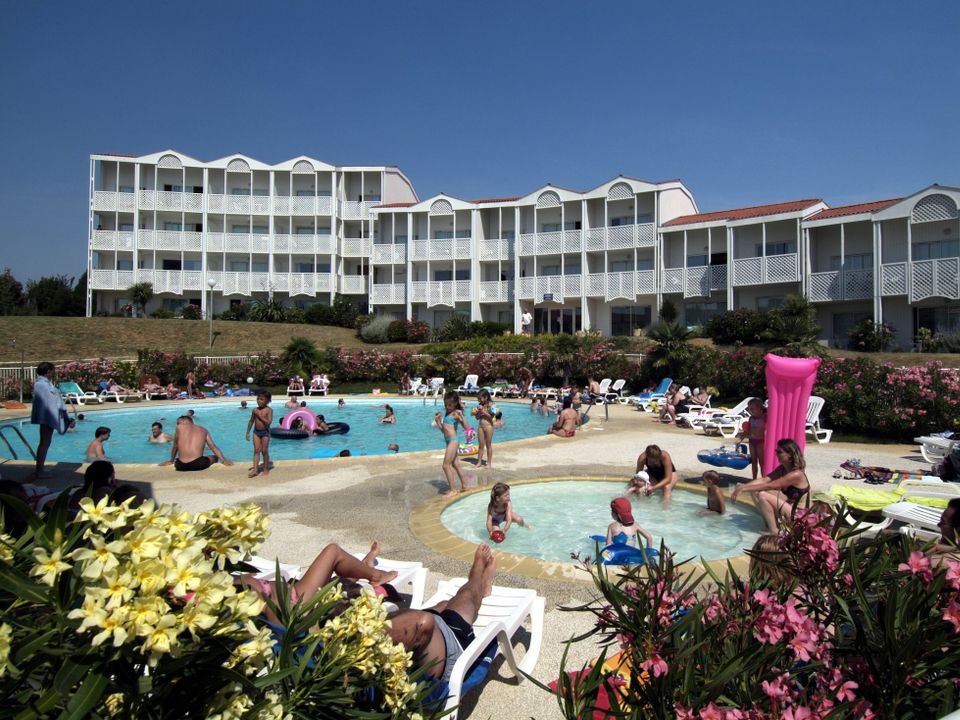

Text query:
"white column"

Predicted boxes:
[[840, 223, 846, 301], [726, 226, 734, 311], [513, 206, 522, 334], [470, 207, 480, 321], [873, 220, 882, 323], [86, 158, 95, 316], [761, 222, 767, 285], [405, 213, 413, 320], [653, 190, 661, 321], [580, 198, 589, 330]]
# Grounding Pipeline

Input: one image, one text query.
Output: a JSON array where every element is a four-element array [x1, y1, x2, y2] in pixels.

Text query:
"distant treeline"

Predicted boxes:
[[0, 268, 86, 316]]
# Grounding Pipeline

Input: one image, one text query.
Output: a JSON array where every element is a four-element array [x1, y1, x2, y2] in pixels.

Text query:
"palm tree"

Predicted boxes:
[[127, 282, 154, 318], [645, 322, 694, 378], [281, 336, 321, 378]]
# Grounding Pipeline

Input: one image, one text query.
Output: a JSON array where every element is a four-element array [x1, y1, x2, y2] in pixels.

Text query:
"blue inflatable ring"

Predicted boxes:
[[697, 446, 751, 470], [588, 535, 659, 565]]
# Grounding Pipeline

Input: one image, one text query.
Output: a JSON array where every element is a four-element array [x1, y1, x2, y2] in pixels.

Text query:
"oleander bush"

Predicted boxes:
[[703, 308, 768, 345], [0, 497, 440, 718], [849, 319, 895, 352], [179, 303, 202, 321], [549, 509, 960, 719]]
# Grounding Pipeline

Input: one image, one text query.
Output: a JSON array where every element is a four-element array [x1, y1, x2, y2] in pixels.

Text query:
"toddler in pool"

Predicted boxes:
[[486, 482, 528, 537], [606, 497, 654, 549]]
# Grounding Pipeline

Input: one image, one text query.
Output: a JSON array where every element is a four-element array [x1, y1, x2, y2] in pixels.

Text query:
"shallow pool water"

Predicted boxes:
[[6, 398, 557, 464], [440, 481, 765, 563]]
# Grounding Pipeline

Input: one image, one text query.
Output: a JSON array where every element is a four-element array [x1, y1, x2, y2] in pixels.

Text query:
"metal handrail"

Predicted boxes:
[[0, 423, 37, 461]]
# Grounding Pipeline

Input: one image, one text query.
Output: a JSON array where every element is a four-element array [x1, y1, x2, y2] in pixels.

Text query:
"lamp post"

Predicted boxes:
[[207, 277, 217, 348], [13, 338, 24, 404]]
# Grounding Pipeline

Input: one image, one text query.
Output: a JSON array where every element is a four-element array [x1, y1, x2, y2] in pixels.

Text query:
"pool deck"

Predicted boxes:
[[0, 397, 931, 719]]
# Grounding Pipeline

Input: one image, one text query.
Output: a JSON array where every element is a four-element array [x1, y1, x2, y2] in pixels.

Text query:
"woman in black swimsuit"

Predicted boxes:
[[635, 444, 679, 501], [730, 438, 810, 533]]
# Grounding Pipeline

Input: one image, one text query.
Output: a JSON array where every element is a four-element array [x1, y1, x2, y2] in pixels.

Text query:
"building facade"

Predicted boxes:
[[87, 151, 960, 348]]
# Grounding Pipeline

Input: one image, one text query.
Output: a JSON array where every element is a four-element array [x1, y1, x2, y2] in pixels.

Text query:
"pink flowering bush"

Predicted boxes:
[[549, 509, 960, 718], [327, 348, 414, 382]]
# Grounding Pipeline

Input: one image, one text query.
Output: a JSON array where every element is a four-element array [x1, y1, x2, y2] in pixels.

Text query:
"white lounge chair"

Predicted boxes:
[[914, 435, 959, 464], [881, 502, 945, 536], [98, 385, 143, 403], [58, 382, 102, 406], [286, 377, 305, 398], [402, 377, 423, 396], [306, 374, 330, 396], [457, 374, 481, 395], [420, 578, 545, 719], [700, 398, 756, 438], [837, 480, 959, 536], [592, 378, 612, 405], [605, 379, 627, 403], [418, 377, 445, 396], [805, 395, 833, 444]]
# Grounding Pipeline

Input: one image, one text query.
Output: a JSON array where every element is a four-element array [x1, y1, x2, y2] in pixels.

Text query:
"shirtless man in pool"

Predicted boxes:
[[159, 415, 233, 471], [548, 396, 580, 438]]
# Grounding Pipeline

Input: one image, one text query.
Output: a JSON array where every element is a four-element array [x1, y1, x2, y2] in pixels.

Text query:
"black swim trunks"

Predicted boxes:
[[425, 608, 476, 682], [174, 456, 214, 472]]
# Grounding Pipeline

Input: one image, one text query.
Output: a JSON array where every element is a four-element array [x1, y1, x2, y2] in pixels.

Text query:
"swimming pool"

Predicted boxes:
[[7, 398, 558, 464], [440, 480, 765, 563]]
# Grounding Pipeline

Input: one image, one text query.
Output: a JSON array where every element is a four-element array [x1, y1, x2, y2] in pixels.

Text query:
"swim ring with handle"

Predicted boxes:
[[588, 535, 659, 565]]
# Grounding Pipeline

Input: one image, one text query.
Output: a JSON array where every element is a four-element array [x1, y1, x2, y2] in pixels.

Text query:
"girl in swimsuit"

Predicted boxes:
[[436, 391, 467, 496], [485, 482, 527, 537], [737, 398, 767, 480], [475, 389, 495, 469], [730, 438, 810, 534], [606, 497, 654, 549]]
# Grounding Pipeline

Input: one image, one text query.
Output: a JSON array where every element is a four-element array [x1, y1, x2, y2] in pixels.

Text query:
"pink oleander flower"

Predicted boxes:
[[945, 560, 960, 591], [698, 703, 723, 720], [676, 708, 696, 720], [761, 673, 792, 700], [640, 652, 669, 678], [942, 600, 960, 634], [898, 550, 933, 585], [836, 680, 858, 702], [781, 707, 814, 720]]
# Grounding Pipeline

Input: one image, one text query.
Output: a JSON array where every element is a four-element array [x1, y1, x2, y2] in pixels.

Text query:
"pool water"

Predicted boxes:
[[7, 399, 557, 464], [440, 481, 765, 563]]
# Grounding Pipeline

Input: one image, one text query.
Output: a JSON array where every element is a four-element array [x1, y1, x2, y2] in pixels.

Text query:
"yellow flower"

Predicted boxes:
[[140, 613, 179, 655], [132, 559, 167, 595], [0, 622, 12, 678], [68, 595, 107, 633], [126, 525, 166, 562], [0, 534, 15, 565], [31, 545, 72, 586], [176, 601, 217, 639], [99, 569, 135, 609], [92, 606, 130, 648], [76, 496, 125, 530], [72, 534, 127, 579], [165, 550, 204, 597], [128, 596, 165, 636], [192, 571, 235, 606]]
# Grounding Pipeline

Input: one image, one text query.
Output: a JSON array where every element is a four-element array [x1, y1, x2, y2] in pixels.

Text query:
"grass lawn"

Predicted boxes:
[[0, 317, 418, 362]]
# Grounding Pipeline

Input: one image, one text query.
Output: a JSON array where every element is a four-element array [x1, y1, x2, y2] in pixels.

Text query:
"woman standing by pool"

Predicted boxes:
[[730, 438, 810, 534], [635, 444, 678, 501], [475, 389, 495, 469], [435, 391, 467, 496]]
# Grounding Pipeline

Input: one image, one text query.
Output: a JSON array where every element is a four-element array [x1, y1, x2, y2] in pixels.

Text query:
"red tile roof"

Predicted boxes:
[[375, 202, 417, 209], [469, 196, 522, 204], [663, 199, 823, 227], [804, 198, 902, 222]]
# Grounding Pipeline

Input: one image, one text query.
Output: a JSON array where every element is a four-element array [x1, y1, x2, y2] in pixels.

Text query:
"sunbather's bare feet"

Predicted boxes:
[[248, 467, 259, 478], [362, 540, 381, 567], [473, 544, 496, 597], [441, 490, 460, 498], [370, 568, 398, 587]]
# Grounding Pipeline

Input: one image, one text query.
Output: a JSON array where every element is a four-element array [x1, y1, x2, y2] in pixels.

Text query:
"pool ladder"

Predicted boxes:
[[0, 423, 37, 461]]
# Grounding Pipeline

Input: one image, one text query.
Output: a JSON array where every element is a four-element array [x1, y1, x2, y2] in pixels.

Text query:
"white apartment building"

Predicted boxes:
[[87, 151, 960, 348]]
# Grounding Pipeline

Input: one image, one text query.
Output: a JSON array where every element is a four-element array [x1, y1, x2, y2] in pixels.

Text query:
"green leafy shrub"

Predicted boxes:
[[332, 293, 361, 328], [761, 294, 821, 353], [432, 314, 473, 342], [149, 307, 174, 319], [551, 509, 960, 718], [703, 308, 767, 345], [249, 299, 287, 323], [217, 302, 250, 321], [281, 336, 321, 377], [387, 319, 408, 342], [360, 316, 393, 344], [849, 319, 895, 352], [659, 297, 678, 323], [180, 303, 202, 320], [354, 313, 376, 337], [304, 302, 336, 326], [284, 307, 306, 324]]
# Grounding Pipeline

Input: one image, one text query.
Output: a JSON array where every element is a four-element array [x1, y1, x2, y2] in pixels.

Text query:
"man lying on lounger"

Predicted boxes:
[[386, 544, 495, 685], [159, 415, 234, 471]]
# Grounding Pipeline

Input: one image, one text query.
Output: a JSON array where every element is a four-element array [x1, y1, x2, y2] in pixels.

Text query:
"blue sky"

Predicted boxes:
[[2, 1, 958, 282]]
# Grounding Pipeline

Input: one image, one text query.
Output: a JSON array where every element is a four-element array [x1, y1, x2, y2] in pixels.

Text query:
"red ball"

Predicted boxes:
[[491, 530, 506, 544], [741, 421, 751, 434]]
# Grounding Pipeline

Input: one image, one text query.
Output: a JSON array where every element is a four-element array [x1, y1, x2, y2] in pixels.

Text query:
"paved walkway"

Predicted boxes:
[[0, 398, 931, 719]]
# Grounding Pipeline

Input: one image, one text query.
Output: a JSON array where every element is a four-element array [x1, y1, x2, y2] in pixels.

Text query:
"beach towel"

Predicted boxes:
[[840, 460, 929, 485], [31, 375, 69, 434]]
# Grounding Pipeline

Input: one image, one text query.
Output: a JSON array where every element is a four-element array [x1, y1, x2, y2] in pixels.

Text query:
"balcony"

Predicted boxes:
[[410, 280, 472, 307], [340, 275, 367, 294], [908, 257, 960, 301], [372, 244, 407, 264], [206, 233, 271, 254], [583, 223, 656, 252], [89, 269, 134, 290], [409, 238, 472, 261], [341, 200, 373, 220], [273, 272, 333, 295], [685, 266, 727, 298], [91, 230, 134, 251], [272, 234, 335, 255], [479, 238, 513, 261], [808, 269, 874, 303], [731, 253, 800, 287], [371, 283, 407, 304], [517, 274, 582, 303], [92, 190, 136, 213], [342, 237, 372, 257], [273, 195, 334, 216], [518, 230, 580, 256], [479, 280, 512, 302]]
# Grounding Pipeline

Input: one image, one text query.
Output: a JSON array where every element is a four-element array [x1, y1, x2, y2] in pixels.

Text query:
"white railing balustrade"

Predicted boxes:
[[342, 237, 371, 256], [138, 190, 155, 210], [479, 280, 511, 302], [636, 223, 656, 247], [684, 266, 708, 298], [606, 271, 636, 300], [371, 284, 406, 304], [662, 267, 684, 294], [93, 191, 117, 211], [207, 194, 225, 213], [340, 275, 367, 294], [562, 230, 581, 253], [206, 232, 224, 252], [372, 244, 407, 264], [808, 271, 841, 302], [766, 253, 800, 283], [637, 269, 656, 294], [226, 196, 251, 214], [607, 225, 635, 250], [732, 257, 763, 286], [341, 200, 370, 219], [881, 263, 907, 296], [911, 257, 960, 302], [843, 268, 873, 300]]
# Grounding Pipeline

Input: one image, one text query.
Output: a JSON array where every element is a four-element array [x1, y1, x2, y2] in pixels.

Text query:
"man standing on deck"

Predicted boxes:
[[159, 415, 233, 471]]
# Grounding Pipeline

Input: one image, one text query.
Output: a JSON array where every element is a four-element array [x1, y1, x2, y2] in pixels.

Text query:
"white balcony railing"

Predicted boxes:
[[479, 280, 512, 302], [682, 265, 727, 298], [732, 254, 799, 287], [371, 283, 407, 304], [409, 280, 472, 307], [340, 275, 367, 294], [342, 237, 371, 256], [517, 274, 581, 303], [372, 244, 407, 264], [662, 267, 684, 294], [584, 270, 657, 301], [91, 230, 135, 251], [479, 238, 513, 260], [881, 263, 908, 296], [341, 200, 372, 219], [910, 257, 960, 302], [583, 223, 656, 252]]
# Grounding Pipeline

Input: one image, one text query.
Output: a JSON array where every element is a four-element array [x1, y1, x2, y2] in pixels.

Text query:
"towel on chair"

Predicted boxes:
[[31, 375, 69, 434]]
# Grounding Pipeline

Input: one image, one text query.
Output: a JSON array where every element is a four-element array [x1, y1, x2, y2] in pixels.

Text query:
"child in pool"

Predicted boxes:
[[606, 497, 654, 549], [738, 398, 767, 480], [697, 470, 726, 515], [337, 398, 346, 409], [486, 482, 528, 537], [245, 392, 273, 477], [435, 390, 467, 496], [379, 404, 396, 424]]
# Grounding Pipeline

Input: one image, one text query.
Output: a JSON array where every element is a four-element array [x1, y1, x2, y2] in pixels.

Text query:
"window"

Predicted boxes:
[[611, 260, 633, 272], [684, 301, 725, 327], [295, 227, 313, 235], [833, 311, 871, 347], [540, 265, 560, 276], [116, 259, 132, 271], [637, 214, 653, 224], [163, 222, 182, 231], [252, 188, 268, 196], [913, 239, 960, 260], [829, 253, 873, 271], [252, 225, 268, 235], [611, 305, 652, 336], [183, 259, 201, 271], [317, 190, 332, 197], [609, 216, 633, 227], [503, 230, 516, 240], [565, 262, 581, 274], [163, 184, 183, 192], [316, 263, 331, 273], [543, 221, 580, 231], [229, 261, 249, 272], [162, 259, 182, 270], [637, 258, 654, 271], [687, 254, 707, 267], [251, 261, 268, 273], [231, 224, 250, 233], [318, 226, 332, 235], [395, 234, 408, 243], [434, 231, 453, 240], [917, 306, 960, 336], [119, 223, 134, 231], [757, 296, 785, 311], [541, 223, 560, 232], [119, 185, 134, 194], [455, 229, 470, 238], [162, 299, 186, 311], [230, 188, 250, 196], [295, 263, 315, 273], [295, 190, 315, 197], [756, 241, 795, 256]]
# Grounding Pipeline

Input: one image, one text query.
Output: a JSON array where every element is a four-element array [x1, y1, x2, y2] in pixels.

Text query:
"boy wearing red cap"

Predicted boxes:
[[606, 497, 654, 549]]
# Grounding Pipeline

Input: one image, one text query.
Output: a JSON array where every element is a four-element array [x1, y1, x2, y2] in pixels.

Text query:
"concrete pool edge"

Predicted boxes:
[[409, 476, 759, 583]]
